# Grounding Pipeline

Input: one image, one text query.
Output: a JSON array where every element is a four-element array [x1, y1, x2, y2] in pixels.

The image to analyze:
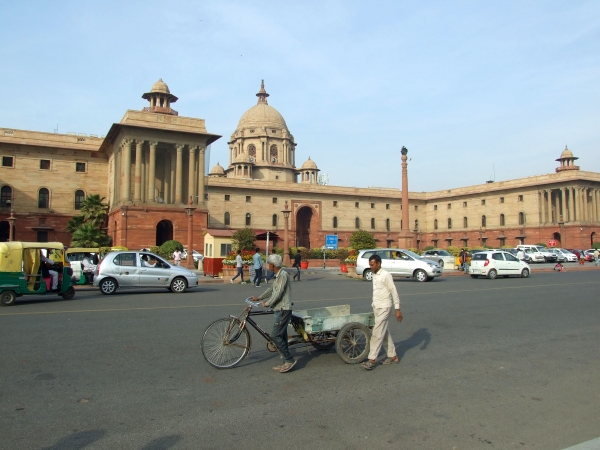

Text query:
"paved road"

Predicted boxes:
[[1, 270, 599, 449]]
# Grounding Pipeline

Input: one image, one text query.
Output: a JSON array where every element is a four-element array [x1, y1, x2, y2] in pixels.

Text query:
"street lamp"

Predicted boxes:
[[185, 196, 197, 269], [7, 209, 16, 242], [282, 201, 292, 266]]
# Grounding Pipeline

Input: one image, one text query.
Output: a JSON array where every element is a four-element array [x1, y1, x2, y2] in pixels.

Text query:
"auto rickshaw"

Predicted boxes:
[[0, 242, 75, 306]]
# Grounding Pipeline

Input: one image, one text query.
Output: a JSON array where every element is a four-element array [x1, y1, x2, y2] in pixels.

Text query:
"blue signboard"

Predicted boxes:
[[325, 235, 338, 250]]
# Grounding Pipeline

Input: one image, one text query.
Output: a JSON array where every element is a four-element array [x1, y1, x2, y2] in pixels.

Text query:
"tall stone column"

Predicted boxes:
[[188, 144, 196, 203], [567, 188, 573, 222], [133, 140, 144, 202], [573, 187, 579, 222], [170, 149, 176, 204], [147, 141, 157, 202], [121, 139, 132, 202], [175, 144, 184, 204], [553, 190, 559, 223], [582, 188, 588, 222], [398, 146, 413, 248], [540, 190, 546, 224], [561, 188, 566, 222], [198, 147, 206, 205], [591, 189, 597, 223]]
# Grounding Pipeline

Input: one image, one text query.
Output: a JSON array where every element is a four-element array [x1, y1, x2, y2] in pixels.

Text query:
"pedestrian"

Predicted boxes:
[[173, 249, 182, 266], [579, 251, 585, 265], [292, 251, 302, 281], [516, 248, 525, 261], [250, 254, 296, 373], [253, 247, 263, 287], [460, 249, 469, 274], [362, 254, 403, 370], [594, 249, 599, 267], [230, 250, 246, 284], [554, 262, 564, 271]]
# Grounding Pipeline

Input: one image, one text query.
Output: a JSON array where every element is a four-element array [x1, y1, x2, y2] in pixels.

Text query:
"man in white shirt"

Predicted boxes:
[[40, 250, 59, 290], [362, 254, 403, 370], [516, 249, 525, 261], [230, 250, 246, 284], [173, 249, 182, 266]]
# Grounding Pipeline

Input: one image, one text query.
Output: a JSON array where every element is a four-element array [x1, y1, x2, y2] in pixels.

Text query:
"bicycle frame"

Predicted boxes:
[[230, 306, 276, 344]]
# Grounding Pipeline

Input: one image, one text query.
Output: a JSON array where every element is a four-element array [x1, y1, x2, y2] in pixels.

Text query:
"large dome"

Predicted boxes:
[[237, 103, 287, 129]]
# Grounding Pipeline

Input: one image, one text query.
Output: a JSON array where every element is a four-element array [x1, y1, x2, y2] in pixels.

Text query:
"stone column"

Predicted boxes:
[[170, 149, 176, 204], [591, 189, 597, 223], [553, 190, 560, 223], [133, 140, 144, 202], [540, 190, 546, 224], [198, 146, 206, 205], [147, 141, 157, 202], [582, 188, 588, 222], [573, 187, 579, 222], [561, 188, 566, 222], [164, 152, 171, 204], [175, 144, 184, 204], [567, 187, 573, 222], [188, 144, 196, 203], [121, 139, 132, 202]]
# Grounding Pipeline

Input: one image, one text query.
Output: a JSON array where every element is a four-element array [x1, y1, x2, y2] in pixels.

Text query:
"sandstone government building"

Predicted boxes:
[[1, 79, 599, 256]]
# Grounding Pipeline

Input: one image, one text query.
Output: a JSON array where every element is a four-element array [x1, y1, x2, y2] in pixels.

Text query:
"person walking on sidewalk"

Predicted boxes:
[[250, 254, 297, 373], [594, 249, 599, 267], [173, 249, 182, 266], [253, 248, 263, 287], [292, 252, 302, 281], [362, 254, 403, 370], [231, 250, 246, 284]]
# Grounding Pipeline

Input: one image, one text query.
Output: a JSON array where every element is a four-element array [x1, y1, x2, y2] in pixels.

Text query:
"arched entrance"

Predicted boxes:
[[156, 220, 173, 246], [296, 207, 313, 249], [0, 221, 9, 242], [552, 232, 561, 247]]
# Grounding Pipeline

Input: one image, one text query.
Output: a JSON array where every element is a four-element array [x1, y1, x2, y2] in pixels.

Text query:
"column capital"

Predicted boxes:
[[176, 143, 186, 151], [148, 141, 158, 148], [121, 138, 133, 147], [135, 139, 145, 147], [187, 143, 198, 151]]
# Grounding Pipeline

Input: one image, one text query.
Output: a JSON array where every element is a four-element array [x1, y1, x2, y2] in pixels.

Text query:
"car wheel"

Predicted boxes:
[[470, 275, 479, 279], [100, 278, 118, 295], [488, 269, 498, 280], [438, 260, 444, 268], [363, 269, 373, 281], [414, 269, 427, 282], [170, 277, 187, 293], [521, 268, 530, 278], [1, 290, 16, 306], [61, 286, 75, 300]]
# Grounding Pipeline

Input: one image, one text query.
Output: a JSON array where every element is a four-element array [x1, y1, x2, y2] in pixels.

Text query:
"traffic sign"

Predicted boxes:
[[548, 239, 557, 247], [325, 235, 338, 250]]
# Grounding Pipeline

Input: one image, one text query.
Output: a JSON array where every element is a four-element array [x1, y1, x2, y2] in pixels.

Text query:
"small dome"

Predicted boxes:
[[300, 157, 318, 170], [209, 162, 225, 175], [560, 146, 573, 159], [150, 78, 170, 94]]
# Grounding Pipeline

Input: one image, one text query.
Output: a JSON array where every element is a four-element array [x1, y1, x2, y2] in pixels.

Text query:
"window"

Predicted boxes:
[[414, 220, 419, 230], [355, 202, 359, 208], [40, 159, 51, 170], [505, 253, 518, 262], [492, 253, 505, 261], [499, 238, 506, 247], [386, 218, 390, 230], [270, 145, 278, 162], [518, 212, 525, 225], [355, 217, 360, 228], [246, 196, 251, 202], [481, 199, 486, 206], [272, 197, 278, 204], [434, 219, 438, 230], [462, 239, 468, 248], [500, 214, 505, 226], [448, 218, 452, 229], [76, 162, 86, 172], [414, 205, 418, 211], [500, 197, 504, 203], [447, 203, 451, 209], [481, 238, 487, 247], [2, 156, 14, 167], [248, 145, 256, 156], [371, 203, 375, 209], [463, 202, 467, 207], [434, 205, 438, 211], [36, 231, 48, 242], [245, 213, 251, 226], [386, 204, 390, 210], [1, 186, 12, 207], [74, 190, 85, 210], [220, 243, 232, 256], [481, 215, 486, 227], [463, 217, 468, 228], [518, 195, 523, 202], [38, 188, 49, 209], [371, 218, 375, 229], [224, 212, 230, 226], [333, 216, 338, 228], [333, 201, 338, 207], [225, 194, 230, 201], [272, 214, 278, 227], [113, 253, 137, 266]]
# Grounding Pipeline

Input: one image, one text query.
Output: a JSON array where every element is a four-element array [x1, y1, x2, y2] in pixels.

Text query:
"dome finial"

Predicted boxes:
[[256, 79, 269, 105]]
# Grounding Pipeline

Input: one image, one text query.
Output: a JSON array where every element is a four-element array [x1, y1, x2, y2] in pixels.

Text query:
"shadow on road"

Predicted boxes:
[[42, 430, 106, 450], [396, 327, 431, 361], [141, 434, 182, 450]]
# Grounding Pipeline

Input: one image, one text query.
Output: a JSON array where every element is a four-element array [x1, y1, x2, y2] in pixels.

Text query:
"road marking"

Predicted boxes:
[[563, 437, 600, 450], [0, 280, 597, 317]]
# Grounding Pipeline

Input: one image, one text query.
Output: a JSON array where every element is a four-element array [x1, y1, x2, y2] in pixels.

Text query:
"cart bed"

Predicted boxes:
[[292, 304, 374, 333]]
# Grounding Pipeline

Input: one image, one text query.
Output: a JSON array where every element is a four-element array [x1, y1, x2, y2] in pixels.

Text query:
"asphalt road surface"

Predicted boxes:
[[1, 269, 599, 450]]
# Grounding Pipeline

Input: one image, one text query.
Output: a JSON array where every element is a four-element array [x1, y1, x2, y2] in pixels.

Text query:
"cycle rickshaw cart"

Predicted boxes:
[[201, 298, 375, 369]]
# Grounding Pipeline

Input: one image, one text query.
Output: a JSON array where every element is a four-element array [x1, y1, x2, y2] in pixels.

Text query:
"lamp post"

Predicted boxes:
[[282, 201, 292, 266], [7, 209, 16, 241], [185, 196, 197, 269]]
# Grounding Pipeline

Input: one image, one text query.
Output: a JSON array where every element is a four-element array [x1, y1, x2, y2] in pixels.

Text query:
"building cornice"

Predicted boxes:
[[0, 128, 103, 152]]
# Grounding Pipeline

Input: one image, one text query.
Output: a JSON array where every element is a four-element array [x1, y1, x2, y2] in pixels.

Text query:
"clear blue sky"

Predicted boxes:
[[1, 1, 599, 191]]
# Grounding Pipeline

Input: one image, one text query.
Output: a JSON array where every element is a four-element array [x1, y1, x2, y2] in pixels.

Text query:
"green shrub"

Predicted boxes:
[[423, 246, 434, 251], [150, 246, 160, 255], [349, 230, 376, 250], [299, 247, 311, 261], [159, 240, 183, 259], [337, 248, 350, 263], [592, 242, 600, 249], [408, 248, 421, 255], [446, 246, 461, 257], [272, 247, 284, 257], [232, 228, 255, 251]]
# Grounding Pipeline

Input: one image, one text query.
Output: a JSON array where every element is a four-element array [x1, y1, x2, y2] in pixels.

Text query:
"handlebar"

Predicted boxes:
[[245, 297, 263, 308]]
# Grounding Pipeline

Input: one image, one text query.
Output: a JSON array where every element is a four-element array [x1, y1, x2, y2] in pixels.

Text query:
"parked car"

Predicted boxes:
[[549, 248, 577, 262], [515, 245, 549, 263], [94, 251, 198, 295], [469, 250, 531, 279], [420, 249, 455, 268], [355, 248, 442, 282], [584, 249, 597, 260], [546, 248, 567, 262], [183, 249, 204, 262], [568, 249, 593, 261], [505, 248, 532, 263]]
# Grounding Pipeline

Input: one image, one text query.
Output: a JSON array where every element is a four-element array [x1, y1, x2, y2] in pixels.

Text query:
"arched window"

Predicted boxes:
[[434, 219, 438, 230], [355, 217, 360, 229], [481, 215, 486, 227], [272, 214, 278, 227], [270, 145, 278, 162], [38, 188, 49, 209], [414, 219, 419, 230], [1, 185, 12, 207], [243, 165, 248, 176], [463, 217, 468, 228], [224, 212, 230, 226], [248, 144, 256, 157], [518, 212, 525, 225], [74, 190, 85, 210], [245, 213, 251, 226], [500, 214, 505, 226], [333, 216, 338, 228], [371, 218, 375, 229], [386, 218, 390, 231], [448, 218, 452, 229]]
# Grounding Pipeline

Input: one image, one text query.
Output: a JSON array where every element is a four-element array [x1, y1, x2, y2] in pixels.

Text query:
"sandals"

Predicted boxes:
[[361, 360, 377, 370], [382, 357, 399, 365]]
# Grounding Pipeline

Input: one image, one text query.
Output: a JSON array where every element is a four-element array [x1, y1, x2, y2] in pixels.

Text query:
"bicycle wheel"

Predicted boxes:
[[201, 318, 251, 369]]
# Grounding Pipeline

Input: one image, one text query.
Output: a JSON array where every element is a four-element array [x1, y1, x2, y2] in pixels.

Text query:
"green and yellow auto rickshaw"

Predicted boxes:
[[0, 242, 75, 306]]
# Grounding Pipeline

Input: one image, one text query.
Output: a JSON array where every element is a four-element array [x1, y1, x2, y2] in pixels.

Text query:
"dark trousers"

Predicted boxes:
[[272, 310, 294, 363], [253, 267, 263, 286], [293, 265, 301, 280], [232, 266, 244, 282]]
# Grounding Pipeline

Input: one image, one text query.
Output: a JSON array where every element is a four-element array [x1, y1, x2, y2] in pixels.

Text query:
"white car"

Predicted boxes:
[[515, 245, 545, 263], [550, 248, 577, 262], [469, 250, 531, 279], [420, 249, 455, 269], [182, 249, 203, 262]]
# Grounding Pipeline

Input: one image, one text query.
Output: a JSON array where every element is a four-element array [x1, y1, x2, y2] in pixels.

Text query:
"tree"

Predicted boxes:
[[349, 229, 376, 250], [67, 215, 85, 234], [71, 223, 112, 247], [232, 228, 255, 251], [80, 194, 109, 229], [69, 194, 111, 247]]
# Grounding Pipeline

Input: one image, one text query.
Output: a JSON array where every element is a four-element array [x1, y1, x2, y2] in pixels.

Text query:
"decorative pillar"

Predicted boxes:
[[185, 196, 197, 269], [133, 140, 144, 202], [7, 209, 16, 241], [175, 144, 184, 204], [164, 151, 171, 204], [282, 201, 291, 267], [147, 141, 157, 202], [170, 149, 176, 204], [582, 188, 588, 222], [566, 188, 573, 222], [591, 189, 597, 223], [553, 190, 559, 223], [121, 139, 132, 202], [188, 144, 196, 203], [198, 147, 206, 205], [398, 146, 413, 248], [540, 190, 546, 224]]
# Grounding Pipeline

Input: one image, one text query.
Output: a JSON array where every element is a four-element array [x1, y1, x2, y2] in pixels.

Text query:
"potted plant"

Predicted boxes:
[[337, 248, 350, 273], [299, 247, 311, 269]]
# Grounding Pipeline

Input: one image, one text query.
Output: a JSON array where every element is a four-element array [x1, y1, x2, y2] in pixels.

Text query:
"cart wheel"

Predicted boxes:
[[61, 286, 75, 300], [335, 322, 371, 364], [1, 290, 16, 306], [310, 332, 336, 350], [201, 318, 251, 369]]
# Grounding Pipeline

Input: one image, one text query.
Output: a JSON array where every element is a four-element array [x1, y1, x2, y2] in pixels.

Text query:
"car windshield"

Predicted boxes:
[[403, 250, 422, 260], [472, 253, 488, 261], [436, 250, 451, 256]]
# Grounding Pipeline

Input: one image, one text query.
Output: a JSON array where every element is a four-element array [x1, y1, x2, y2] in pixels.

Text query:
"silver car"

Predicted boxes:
[[420, 249, 455, 268], [94, 251, 198, 295], [355, 248, 443, 282]]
